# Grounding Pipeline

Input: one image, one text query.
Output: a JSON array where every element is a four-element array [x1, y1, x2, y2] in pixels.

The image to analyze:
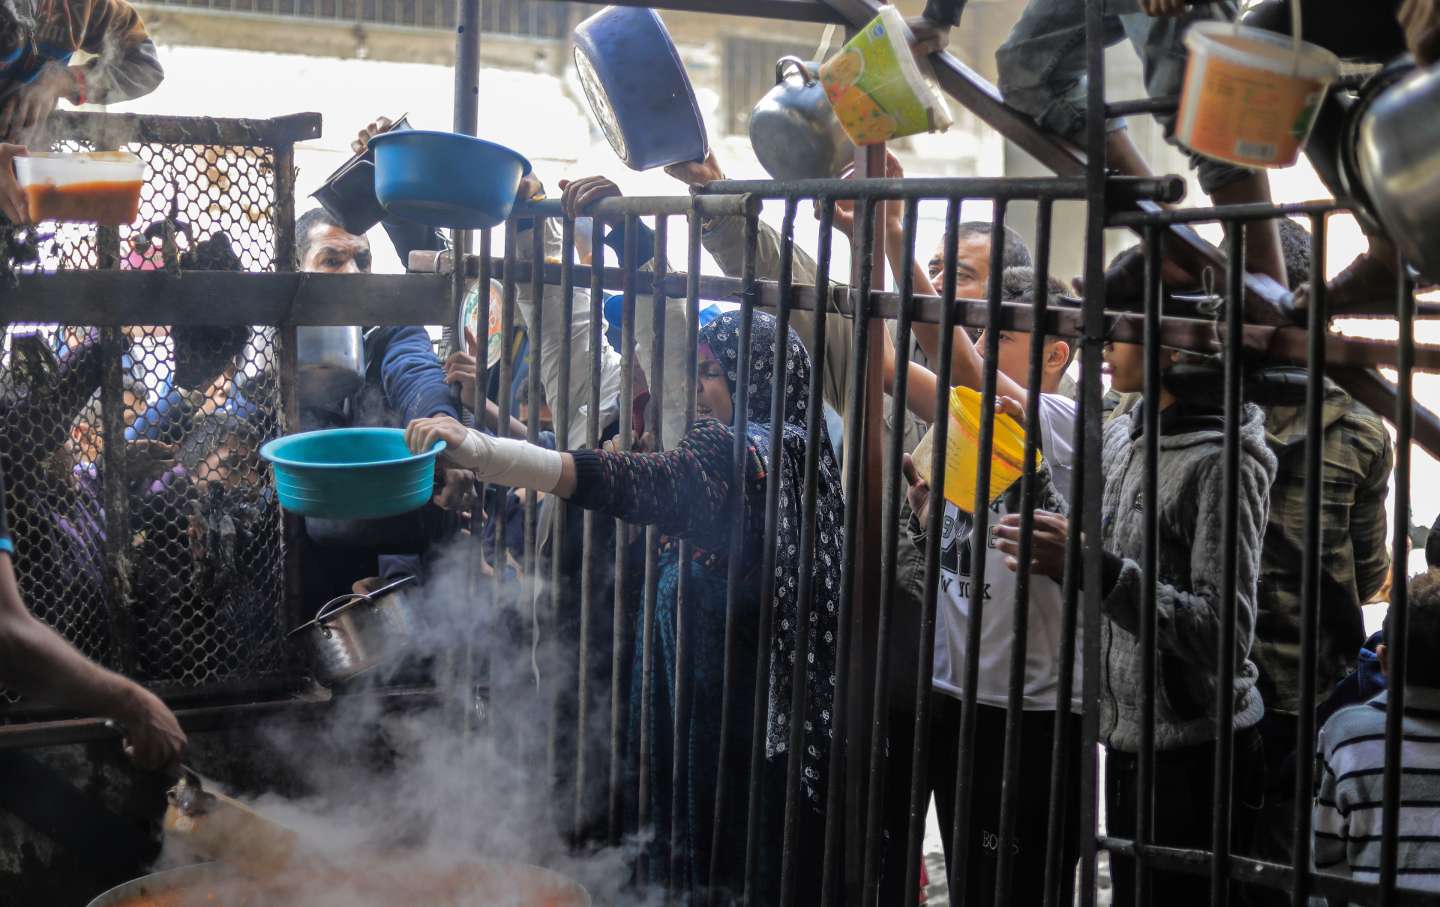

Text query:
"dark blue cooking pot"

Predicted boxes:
[[573, 6, 708, 171], [368, 130, 531, 230]]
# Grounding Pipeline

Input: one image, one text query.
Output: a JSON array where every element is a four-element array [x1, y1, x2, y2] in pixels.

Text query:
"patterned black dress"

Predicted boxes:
[[566, 310, 845, 901]]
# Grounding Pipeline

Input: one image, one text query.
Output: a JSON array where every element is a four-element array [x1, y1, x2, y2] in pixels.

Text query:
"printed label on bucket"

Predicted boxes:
[[1178, 53, 1324, 168]]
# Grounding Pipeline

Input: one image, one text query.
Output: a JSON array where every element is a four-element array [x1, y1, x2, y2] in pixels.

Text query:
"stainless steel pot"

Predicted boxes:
[[287, 575, 422, 683], [295, 325, 365, 408], [749, 56, 854, 181], [1355, 64, 1440, 281]]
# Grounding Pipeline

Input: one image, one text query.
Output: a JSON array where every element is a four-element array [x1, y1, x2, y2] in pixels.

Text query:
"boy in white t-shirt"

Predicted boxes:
[[883, 266, 1082, 906]]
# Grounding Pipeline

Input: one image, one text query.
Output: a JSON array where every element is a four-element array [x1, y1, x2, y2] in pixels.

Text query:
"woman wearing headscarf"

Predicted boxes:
[[407, 310, 844, 900]]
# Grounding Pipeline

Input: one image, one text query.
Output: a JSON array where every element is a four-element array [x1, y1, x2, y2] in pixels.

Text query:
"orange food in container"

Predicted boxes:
[[14, 151, 145, 225]]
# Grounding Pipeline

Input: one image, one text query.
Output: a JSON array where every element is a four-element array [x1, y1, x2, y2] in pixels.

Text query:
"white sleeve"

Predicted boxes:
[[514, 220, 623, 449]]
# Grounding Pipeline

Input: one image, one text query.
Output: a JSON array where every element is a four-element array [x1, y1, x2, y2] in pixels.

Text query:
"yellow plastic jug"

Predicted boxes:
[[911, 386, 1038, 513]]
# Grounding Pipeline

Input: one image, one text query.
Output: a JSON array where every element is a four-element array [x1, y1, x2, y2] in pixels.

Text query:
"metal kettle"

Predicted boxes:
[[1353, 62, 1440, 281], [295, 326, 365, 408], [749, 56, 854, 181]]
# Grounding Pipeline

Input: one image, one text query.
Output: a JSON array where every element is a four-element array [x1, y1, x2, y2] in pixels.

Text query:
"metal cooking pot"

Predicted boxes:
[[1355, 64, 1440, 281], [86, 859, 592, 907], [1337, 57, 1414, 237], [295, 325, 365, 408], [749, 57, 854, 180], [287, 575, 422, 683], [87, 863, 228, 907], [573, 5, 708, 171]]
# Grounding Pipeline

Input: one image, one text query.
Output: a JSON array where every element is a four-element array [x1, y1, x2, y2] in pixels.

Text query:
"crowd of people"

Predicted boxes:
[[0, 0, 1438, 902]]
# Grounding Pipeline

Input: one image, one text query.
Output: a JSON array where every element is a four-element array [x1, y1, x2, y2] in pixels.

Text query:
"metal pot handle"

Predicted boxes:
[[776, 56, 814, 87], [285, 593, 369, 639]]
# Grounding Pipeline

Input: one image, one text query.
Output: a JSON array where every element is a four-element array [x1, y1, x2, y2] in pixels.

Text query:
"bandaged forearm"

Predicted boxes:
[[452, 429, 563, 492]]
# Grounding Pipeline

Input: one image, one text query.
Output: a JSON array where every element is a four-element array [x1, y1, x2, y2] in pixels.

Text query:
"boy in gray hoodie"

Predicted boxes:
[[995, 338, 1278, 907]]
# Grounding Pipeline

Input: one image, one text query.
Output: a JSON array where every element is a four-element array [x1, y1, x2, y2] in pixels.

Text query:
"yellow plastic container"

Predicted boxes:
[[1175, 21, 1339, 169], [818, 6, 952, 146], [911, 386, 1038, 514]]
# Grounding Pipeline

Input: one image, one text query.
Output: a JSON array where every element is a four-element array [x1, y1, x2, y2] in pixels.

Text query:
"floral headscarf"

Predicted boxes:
[[697, 310, 844, 808]]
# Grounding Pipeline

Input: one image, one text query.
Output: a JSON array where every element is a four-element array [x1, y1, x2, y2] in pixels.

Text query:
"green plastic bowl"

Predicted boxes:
[[260, 427, 444, 520]]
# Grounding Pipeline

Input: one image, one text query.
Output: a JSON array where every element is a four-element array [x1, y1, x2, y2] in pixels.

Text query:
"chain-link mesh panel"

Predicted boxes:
[[0, 326, 113, 681], [29, 141, 275, 274], [124, 325, 288, 689], [0, 321, 292, 705]]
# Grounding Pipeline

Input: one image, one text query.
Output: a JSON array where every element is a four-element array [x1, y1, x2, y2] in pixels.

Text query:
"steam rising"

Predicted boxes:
[[158, 537, 663, 907]]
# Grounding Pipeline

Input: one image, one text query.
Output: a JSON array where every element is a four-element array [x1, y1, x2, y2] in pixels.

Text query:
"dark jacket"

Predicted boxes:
[[923, 0, 964, 27]]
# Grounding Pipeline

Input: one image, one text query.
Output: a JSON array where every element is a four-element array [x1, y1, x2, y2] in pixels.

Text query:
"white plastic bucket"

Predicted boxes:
[[1176, 20, 1339, 168]]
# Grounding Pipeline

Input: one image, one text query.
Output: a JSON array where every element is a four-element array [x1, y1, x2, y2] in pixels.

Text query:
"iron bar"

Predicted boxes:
[[524, 222, 544, 593], [706, 177, 1084, 200], [96, 201, 133, 676], [1135, 224, 1162, 906], [1289, 213, 1328, 907], [861, 196, 918, 904], [708, 208, 760, 906], [671, 205, 703, 888], [819, 198, 875, 907], [0, 690, 438, 751], [1211, 224, 1247, 907], [1377, 260, 1416, 907], [1097, 837, 1440, 907], [452, 0, 480, 136], [493, 226, 517, 604], [789, 195, 830, 907], [747, 198, 796, 904], [637, 215, 669, 884], [993, 197, 1055, 907], [551, 218, 575, 838], [1104, 95, 1181, 117], [1109, 199, 1343, 227], [702, 175, 1180, 205], [609, 215, 640, 846], [273, 139, 304, 646], [514, 195, 749, 220], [575, 213, 606, 839], [903, 199, 960, 907], [42, 110, 322, 148], [1078, 0, 1110, 896], [948, 204, 1010, 900]]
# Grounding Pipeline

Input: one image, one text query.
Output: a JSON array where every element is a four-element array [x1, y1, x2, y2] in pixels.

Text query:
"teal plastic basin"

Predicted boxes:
[[260, 427, 444, 520]]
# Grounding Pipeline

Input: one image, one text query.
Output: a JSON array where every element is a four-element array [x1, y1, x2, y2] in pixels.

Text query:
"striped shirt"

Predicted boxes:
[[1313, 687, 1440, 894]]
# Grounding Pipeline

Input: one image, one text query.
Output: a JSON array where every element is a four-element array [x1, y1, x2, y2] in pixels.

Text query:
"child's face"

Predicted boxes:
[[695, 351, 733, 425], [1102, 340, 1145, 394]]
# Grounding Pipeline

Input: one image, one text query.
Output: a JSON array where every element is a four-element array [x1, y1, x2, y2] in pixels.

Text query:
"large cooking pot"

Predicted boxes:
[[87, 859, 591, 907], [295, 325, 365, 408], [1355, 63, 1440, 281], [573, 6, 708, 171], [287, 575, 422, 683], [749, 57, 854, 180]]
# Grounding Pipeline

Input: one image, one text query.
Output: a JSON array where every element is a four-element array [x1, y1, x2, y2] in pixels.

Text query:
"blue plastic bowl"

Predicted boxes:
[[369, 130, 532, 230], [260, 427, 444, 520]]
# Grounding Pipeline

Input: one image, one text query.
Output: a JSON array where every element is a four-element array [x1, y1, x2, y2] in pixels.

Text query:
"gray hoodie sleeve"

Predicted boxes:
[[1102, 451, 1272, 673]]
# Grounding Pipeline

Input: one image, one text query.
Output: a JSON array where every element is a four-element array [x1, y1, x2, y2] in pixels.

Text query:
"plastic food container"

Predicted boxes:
[[1176, 21, 1339, 169], [14, 151, 144, 225], [260, 427, 444, 520], [368, 130, 530, 230], [910, 386, 1039, 514], [818, 6, 953, 146]]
